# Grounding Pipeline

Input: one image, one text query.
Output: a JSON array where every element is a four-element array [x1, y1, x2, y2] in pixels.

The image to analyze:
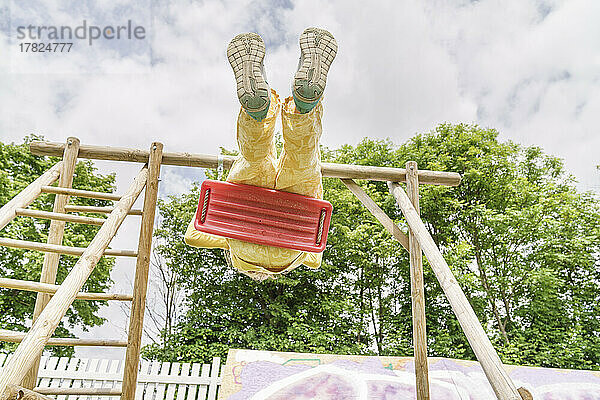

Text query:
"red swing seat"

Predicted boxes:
[[194, 180, 333, 252]]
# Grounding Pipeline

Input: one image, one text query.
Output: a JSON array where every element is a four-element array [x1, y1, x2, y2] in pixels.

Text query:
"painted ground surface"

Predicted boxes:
[[218, 349, 600, 399]]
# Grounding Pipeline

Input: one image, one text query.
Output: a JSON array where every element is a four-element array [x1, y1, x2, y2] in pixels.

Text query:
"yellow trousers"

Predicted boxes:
[[185, 90, 323, 277]]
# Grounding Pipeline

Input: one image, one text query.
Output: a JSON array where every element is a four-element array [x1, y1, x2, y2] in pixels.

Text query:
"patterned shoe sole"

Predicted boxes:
[[227, 33, 270, 113], [293, 27, 338, 104]]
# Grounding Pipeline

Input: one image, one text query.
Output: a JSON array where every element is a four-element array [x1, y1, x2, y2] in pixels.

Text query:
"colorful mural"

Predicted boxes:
[[218, 349, 600, 399]]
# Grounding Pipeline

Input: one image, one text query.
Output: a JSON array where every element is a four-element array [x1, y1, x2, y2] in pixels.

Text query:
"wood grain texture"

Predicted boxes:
[[0, 162, 62, 231], [0, 238, 137, 257], [121, 143, 163, 400], [340, 179, 409, 251], [0, 278, 132, 301], [64, 205, 142, 216], [30, 141, 462, 186], [41, 186, 121, 201], [0, 166, 147, 393], [406, 162, 430, 400], [389, 182, 521, 400], [16, 208, 105, 226], [0, 331, 127, 347]]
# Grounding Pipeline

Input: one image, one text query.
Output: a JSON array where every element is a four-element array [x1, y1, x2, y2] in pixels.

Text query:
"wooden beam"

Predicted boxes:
[[340, 179, 409, 251], [406, 162, 430, 400], [30, 141, 462, 186], [25, 137, 79, 390], [0, 238, 137, 257], [0, 330, 127, 346], [16, 208, 105, 226], [0, 162, 62, 232], [0, 165, 147, 393], [64, 205, 142, 216], [0, 278, 132, 301], [389, 182, 521, 400], [122, 142, 163, 400], [35, 388, 122, 396], [1, 384, 53, 400], [41, 186, 121, 201]]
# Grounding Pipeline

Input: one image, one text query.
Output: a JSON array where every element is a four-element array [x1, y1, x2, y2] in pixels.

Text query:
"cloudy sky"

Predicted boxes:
[[1, 0, 599, 360]]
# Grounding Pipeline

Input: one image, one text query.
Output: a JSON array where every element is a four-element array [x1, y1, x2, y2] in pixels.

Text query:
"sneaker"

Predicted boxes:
[[227, 33, 270, 121], [292, 27, 338, 113]]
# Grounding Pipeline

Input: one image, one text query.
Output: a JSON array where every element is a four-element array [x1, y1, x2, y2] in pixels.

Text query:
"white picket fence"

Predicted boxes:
[[0, 353, 222, 400]]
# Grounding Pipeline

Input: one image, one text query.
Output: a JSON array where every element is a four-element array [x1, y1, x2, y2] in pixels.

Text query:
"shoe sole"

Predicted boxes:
[[293, 27, 338, 104], [227, 33, 270, 113]]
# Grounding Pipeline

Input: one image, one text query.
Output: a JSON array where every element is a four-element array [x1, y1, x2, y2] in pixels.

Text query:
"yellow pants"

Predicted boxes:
[[185, 90, 323, 278]]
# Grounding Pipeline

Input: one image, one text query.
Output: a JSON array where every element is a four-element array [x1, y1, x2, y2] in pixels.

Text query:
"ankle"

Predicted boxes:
[[245, 97, 270, 121], [292, 93, 319, 114]]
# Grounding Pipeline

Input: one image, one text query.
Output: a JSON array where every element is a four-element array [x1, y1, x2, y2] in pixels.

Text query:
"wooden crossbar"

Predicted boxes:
[[0, 278, 132, 301], [35, 388, 122, 396], [0, 330, 127, 347], [64, 205, 143, 215], [41, 186, 121, 201], [16, 208, 106, 226], [0, 238, 137, 257], [30, 141, 462, 186]]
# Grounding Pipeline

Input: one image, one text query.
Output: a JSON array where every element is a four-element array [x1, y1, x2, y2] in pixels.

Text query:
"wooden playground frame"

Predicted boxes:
[[0, 138, 530, 400]]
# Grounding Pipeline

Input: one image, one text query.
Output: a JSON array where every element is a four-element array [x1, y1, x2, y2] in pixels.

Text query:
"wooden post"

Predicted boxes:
[[0, 162, 62, 231], [389, 182, 521, 400], [24, 137, 80, 389], [121, 143, 163, 400], [406, 162, 430, 400], [0, 166, 148, 394]]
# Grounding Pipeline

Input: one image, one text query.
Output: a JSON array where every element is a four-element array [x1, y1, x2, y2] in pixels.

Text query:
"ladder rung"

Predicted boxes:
[[16, 208, 106, 226], [64, 205, 143, 215], [41, 186, 121, 201], [0, 277, 133, 301], [35, 388, 122, 396], [0, 238, 138, 257], [0, 329, 127, 346]]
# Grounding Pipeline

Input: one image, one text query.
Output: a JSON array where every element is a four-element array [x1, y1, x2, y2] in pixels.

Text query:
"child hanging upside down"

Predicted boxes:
[[185, 28, 338, 280]]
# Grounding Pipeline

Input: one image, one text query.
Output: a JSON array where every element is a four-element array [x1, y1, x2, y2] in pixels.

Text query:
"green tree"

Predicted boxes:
[[0, 137, 117, 356], [143, 124, 600, 370]]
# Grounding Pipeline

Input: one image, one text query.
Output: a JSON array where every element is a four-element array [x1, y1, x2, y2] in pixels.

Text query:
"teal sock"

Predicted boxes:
[[293, 93, 319, 114]]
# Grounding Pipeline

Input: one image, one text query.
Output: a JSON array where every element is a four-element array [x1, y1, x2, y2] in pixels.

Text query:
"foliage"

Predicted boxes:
[[0, 136, 117, 356], [143, 124, 600, 370]]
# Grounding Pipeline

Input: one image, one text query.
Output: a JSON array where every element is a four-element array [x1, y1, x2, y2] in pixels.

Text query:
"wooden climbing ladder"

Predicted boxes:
[[0, 138, 529, 400]]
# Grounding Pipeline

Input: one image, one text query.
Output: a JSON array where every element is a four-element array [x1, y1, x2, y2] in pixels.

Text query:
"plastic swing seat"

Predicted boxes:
[[193, 180, 333, 252]]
